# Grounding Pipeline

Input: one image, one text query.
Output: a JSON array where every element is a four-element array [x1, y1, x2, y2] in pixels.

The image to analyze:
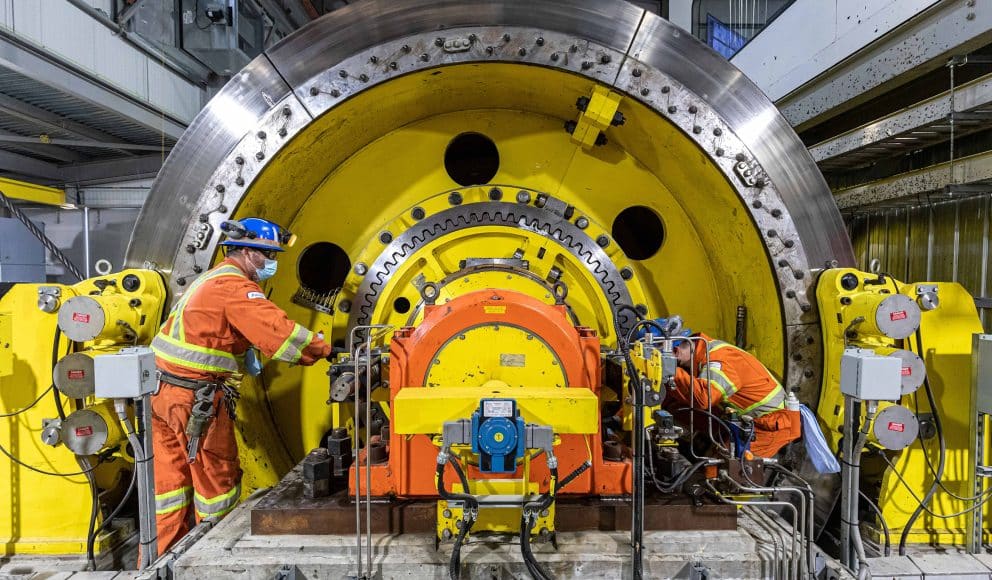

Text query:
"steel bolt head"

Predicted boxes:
[[379, 231, 393, 244], [257, 131, 267, 139], [632, 68, 642, 77], [338, 70, 348, 78], [550, 52, 560, 62], [255, 151, 265, 161], [576, 216, 589, 229], [442, 529, 452, 540], [641, 88, 650, 96], [420, 53, 430, 62], [389, 61, 398, 70], [519, 47, 527, 56], [435, 37, 444, 46], [448, 192, 463, 205], [536, 37, 544, 46], [620, 267, 634, 280], [596, 235, 609, 248], [354, 263, 368, 276], [338, 299, 351, 313], [309, 86, 319, 96], [581, 61, 593, 70], [411, 207, 426, 220], [215, 184, 225, 193], [516, 190, 531, 204], [443, 509, 452, 518], [489, 187, 503, 201]]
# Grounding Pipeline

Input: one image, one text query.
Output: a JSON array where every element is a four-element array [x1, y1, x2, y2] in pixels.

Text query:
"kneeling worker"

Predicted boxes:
[[150, 217, 331, 551], [667, 329, 800, 458]]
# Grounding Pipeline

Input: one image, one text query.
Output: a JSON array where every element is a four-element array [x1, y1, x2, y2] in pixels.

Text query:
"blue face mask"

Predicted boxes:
[[256, 258, 278, 281]]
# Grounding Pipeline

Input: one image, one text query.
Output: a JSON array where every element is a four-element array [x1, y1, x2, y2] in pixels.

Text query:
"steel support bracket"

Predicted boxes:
[[569, 86, 622, 150]]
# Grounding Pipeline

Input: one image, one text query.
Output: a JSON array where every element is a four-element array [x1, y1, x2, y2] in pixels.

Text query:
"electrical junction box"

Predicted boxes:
[[840, 347, 902, 401], [94, 347, 157, 399], [471, 398, 526, 474]]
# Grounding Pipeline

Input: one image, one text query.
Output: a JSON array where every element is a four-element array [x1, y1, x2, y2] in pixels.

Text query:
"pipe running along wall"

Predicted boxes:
[[126, 0, 854, 487]]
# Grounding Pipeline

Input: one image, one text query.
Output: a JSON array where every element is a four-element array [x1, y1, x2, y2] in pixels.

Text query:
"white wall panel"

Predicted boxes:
[[0, 0, 12, 30], [148, 59, 200, 123], [11, 0, 43, 45], [42, 0, 98, 72], [732, 0, 938, 101], [93, 26, 148, 103]]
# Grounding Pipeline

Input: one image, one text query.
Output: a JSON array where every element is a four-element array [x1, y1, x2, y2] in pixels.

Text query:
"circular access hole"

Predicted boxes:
[[444, 132, 500, 186], [393, 296, 411, 314], [612, 206, 665, 260], [297, 242, 351, 293]]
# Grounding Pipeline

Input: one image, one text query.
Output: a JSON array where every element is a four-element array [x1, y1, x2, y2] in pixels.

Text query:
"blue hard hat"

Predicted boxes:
[[219, 218, 288, 252], [671, 328, 693, 348]]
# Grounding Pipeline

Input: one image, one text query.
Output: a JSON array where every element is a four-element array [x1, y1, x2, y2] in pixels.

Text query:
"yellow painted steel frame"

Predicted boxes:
[[394, 386, 598, 435], [0, 269, 166, 555], [817, 268, 983, 547], [437, 451, 553, 540], [226, 63, 785, 489]]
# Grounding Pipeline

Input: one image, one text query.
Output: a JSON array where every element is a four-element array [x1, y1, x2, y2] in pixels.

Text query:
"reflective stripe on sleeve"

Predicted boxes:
[[272, 323, 313, 364], [701, 364, 738, 398]]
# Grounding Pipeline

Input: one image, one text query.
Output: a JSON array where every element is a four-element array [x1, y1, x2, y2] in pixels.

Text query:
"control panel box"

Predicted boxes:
[[94, 347, 157, 398], [840, 348, 902, 401]]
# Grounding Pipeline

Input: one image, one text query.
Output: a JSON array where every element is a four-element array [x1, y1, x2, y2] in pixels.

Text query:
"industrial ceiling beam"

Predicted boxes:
[[0, 148, 62, 180], [0, 176, 64, 205], [810, 72, 992, 167], [0, 29, 188, 141], [0, 92, 140, 156], [0, 129, 87, 164], [834, 149, 992, 209], [778, 0, 992, 132], [60, 154, 164, 186], [0, 133, 170, 153]]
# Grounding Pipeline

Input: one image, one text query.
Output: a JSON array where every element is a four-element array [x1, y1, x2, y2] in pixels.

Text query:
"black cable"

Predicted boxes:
[[0, 385, 54, 417], [520, 512, 552, 580], [0, 437, 100, 477], [51, 327, 68, 421], [449, 511, 475, 580], [79, 457, 99, 570], [859, 489, 891, 557], [898, 329, 945, 555], [94, 467, 137, 537]]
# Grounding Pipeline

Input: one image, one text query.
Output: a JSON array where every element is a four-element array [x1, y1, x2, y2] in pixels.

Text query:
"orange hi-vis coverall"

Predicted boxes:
[[149, 258, 330, 551], [669, 334, 801, 458]]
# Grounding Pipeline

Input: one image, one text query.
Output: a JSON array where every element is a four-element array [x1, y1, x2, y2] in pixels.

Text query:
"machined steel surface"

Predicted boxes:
[[126, 0, 854, 410]]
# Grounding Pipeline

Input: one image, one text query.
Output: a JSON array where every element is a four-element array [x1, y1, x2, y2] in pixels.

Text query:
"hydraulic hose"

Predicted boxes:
[[520, 510, 552, 580], [436, 451, 478, 580], [898, 329, 945, 555]]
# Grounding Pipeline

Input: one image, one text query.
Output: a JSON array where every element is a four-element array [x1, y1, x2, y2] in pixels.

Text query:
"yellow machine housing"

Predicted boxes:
[[1, 269, 166, 555]]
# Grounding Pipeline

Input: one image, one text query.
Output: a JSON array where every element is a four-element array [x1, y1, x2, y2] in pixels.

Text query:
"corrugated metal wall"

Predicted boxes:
[[847, 196, 989, 329]]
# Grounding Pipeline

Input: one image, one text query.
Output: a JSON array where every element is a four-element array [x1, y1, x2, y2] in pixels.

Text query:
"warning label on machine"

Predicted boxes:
[[887, 422, 905, 432], [72, 312, 91, 323]]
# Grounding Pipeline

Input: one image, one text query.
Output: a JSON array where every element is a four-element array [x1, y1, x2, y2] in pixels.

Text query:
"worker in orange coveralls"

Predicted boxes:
[[668, 331, 801, 458], [149, 217, 331, 551]]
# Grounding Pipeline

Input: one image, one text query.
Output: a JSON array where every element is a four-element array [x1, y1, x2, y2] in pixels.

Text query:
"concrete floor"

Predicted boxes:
[[170, 494, 816, 579]]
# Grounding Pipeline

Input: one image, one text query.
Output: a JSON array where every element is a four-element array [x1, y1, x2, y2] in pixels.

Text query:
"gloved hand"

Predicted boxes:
[[245, 347, 263, 376]]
